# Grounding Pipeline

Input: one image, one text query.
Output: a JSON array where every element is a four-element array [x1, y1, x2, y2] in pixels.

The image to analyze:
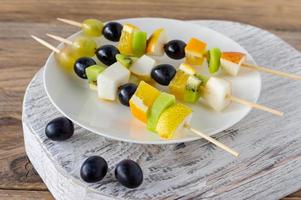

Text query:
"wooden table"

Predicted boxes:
[[0, 0, 300, 199]]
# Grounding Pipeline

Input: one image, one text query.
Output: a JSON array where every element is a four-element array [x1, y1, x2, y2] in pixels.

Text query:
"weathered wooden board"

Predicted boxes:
[[23, 20, 301, 199]]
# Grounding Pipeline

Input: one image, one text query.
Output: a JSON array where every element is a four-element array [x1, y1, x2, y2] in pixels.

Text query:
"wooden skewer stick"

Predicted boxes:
[[31, 35, 60, 53], [57, 18, 82, 28], [200, 86, 283, 116], [46, 34, 72, 45], [228, 95, 283, 116], [242, 63, 301, 81], [184, 124, 239, 157]]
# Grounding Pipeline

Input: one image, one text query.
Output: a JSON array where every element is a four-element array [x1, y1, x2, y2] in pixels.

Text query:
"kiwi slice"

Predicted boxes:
[[132, 31, 147, 57], [195, 74, 209, 86], [85, 64, 106, 82], [147, 92, 176, 132], [116, 54, 137, 68], [184, 76, 202, 103], [207, 48, 221, 73]]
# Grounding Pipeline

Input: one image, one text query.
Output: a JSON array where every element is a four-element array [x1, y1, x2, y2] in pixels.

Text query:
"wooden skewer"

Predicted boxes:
[[241, 63, 301, 81], [184, 124, 239, 157], [200, 86, 283, 116], [228, 95, 283, 116], [31, 35, 60, 53], [57, 18, 82, 28], [46, 33, 72, 45]]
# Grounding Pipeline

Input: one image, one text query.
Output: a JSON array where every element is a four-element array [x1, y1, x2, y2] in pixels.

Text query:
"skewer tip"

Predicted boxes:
[[31, 35, 38, 40], [45, 33, 73, 45], [30, 35, 60, 53], [184, 124, 239, 157], [56, 17, 82, 27]]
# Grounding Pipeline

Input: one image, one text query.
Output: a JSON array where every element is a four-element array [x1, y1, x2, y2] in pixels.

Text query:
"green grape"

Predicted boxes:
[[55, 46, 79, 72], [72, 36, 97, 57], [82, 19, 103, 37]]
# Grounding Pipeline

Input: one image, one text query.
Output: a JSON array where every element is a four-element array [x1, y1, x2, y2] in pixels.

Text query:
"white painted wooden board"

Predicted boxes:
[[23, 20, 301, 200]]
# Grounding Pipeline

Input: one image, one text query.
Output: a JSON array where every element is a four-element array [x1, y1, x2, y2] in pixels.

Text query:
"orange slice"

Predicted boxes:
[[129, 81, 160, 123], [169, 71, 189, 100], [146, 28, 167, 56], [156, 103, 192, 139], [118, 24, 140, 56], [221, 52, 246, 64], [185, 38, 207, 65]]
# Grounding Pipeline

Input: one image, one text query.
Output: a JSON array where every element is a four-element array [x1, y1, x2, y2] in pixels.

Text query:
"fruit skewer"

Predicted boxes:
[[46, 33, 97, 57], [31, 35, 81, 72], [39, 34, 283, 116], [31, 35, 239, 157], [147, 27, 301, 81], [58, 18, 301, 81], [46, 33, 120, 66], [57, 18, 123, 41], [130, 81, 239, 157], [164, 36, 301, 81]]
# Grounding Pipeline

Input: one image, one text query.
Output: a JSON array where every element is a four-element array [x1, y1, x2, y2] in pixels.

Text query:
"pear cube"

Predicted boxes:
[[130, 55, 156, 79], [97, 62, 130, 100], [203, 77, 231, 111]]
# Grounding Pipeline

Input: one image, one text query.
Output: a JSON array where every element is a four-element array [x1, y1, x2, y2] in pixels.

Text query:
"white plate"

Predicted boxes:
[[43, 18, 260, 144]]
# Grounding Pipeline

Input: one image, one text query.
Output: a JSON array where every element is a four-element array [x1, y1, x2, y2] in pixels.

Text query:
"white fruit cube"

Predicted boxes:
[[97, 62, 130, 100], [179, 63, 196, 75], [220, 52, 246, 76], [220, 59, 240, 76], [130, 55, 156, 78], [203, 77, 231, 111]]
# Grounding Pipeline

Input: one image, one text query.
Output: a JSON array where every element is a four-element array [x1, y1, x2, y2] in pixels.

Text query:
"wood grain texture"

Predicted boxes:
[[0, 0, 300, 199], [22, 20, 301, 200], [0, 189, 53, 200]]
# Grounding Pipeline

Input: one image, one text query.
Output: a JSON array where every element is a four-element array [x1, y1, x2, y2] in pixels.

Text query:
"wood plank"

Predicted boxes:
[[0, 189, 53, 200], [0, 120, 47, 190], [285, 191, 301, 200], [0, 0, 300, 31]]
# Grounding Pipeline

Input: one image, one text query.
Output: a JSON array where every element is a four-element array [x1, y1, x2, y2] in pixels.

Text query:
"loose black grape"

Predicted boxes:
[[118, 83, 138, 106], [74, 57, 96, 79], [151, 64, 176, 86], [80, 156, 108, 183], [102, 22, 123, 42], [115, 159, 143, 188], [45, 117, 74, 141], [95, 45, 120, 66], [164, 40, 186, 59]]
